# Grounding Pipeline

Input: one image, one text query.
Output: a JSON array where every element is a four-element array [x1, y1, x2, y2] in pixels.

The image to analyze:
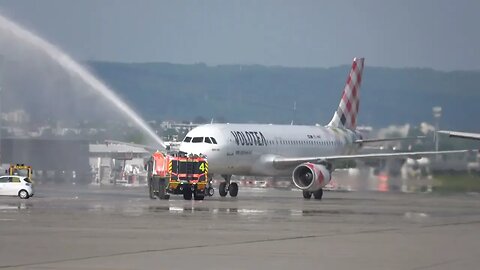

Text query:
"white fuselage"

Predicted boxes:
[[179, 124, 361, 176]]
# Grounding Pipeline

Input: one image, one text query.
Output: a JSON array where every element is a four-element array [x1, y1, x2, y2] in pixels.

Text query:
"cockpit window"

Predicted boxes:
[[192, 137, 203, 143], [183, 136, 192, 143], [210, 137, 217, 144], [204, 137, 212, 144]]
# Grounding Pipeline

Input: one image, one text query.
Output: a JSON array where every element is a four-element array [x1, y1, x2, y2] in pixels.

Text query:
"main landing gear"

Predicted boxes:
[[219, 174, 238, 197], [303, 189, 323, 200]]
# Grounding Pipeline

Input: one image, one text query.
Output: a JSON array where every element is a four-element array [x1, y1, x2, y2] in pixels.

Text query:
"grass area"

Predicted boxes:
[[433, 174, 480, 193]]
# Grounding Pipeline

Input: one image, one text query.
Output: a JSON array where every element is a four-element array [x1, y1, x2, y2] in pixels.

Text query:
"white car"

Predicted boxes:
[[0, 175, 34, 199]]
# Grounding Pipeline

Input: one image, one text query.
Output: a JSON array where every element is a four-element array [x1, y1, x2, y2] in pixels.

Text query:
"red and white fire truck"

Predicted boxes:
[[145, 151, 213, 200]]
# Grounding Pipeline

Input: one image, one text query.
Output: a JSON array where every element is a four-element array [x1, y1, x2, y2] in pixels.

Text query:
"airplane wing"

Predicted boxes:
[[354, 136, 425, 144], [438, 130, 480, 140], [272, 150, 472, 168]]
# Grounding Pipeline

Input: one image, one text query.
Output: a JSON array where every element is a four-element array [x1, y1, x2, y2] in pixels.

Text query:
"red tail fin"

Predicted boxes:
[[328, 57, 364, 130]]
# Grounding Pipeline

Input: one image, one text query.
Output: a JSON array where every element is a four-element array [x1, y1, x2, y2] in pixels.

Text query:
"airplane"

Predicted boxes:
[[179, 58, 470, 200], [438, 130, 480, 140]]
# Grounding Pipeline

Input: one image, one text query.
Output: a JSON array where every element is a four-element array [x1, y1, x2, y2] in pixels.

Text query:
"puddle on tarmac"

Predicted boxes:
[[0, 199, 432, 221], [0, 202, 32, 211], [403, 211, 430, 222]]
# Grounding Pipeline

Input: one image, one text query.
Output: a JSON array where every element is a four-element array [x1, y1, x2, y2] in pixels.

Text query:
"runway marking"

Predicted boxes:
[[0, 227, 398, 269], [421, 220, 480, 228], [410, 258, 462, 270]]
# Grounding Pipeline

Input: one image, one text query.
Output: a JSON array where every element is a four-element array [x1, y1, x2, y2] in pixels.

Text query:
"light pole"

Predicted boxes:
[[0, 55, 3, 165], [291, 101, 296, 125], [0, 85, 2, 165], [433, 106, 442, 158]]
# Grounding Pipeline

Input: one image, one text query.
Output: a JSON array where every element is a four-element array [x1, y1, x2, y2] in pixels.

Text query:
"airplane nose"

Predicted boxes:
[[178, 143, 190, 153], [179, 143, 207, 156]]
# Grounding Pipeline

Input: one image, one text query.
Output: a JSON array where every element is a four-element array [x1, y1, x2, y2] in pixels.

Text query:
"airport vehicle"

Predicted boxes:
[[145, 151, 170, 200], [8, 164, 33, 180], [179, 57, 469, 200], [145, 151, 213, 200], [0, 175, 34, 199]]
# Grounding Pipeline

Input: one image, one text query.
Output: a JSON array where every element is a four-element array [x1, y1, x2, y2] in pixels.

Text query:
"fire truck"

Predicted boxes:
[[8, 164, 33, 180], [145, 151, 213, 200]]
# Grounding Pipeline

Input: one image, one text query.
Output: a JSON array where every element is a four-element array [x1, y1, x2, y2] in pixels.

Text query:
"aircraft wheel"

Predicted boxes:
[[302, 190, 312, 199], [219, 182, 228, 197], [229, 182, 238, 197], [313, 189, 323, 200], [207, 187, 215, 196]]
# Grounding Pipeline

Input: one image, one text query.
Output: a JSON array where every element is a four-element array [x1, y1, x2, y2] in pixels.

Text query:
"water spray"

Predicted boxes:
[[0, 14, 166, 149]]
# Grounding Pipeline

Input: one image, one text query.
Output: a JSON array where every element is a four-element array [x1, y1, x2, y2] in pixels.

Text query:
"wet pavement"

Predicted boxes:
[[1, 185, 480, 270]]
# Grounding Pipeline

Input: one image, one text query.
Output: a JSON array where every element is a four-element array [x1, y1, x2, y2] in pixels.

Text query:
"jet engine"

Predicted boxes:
[[292, 163, 331, 191]]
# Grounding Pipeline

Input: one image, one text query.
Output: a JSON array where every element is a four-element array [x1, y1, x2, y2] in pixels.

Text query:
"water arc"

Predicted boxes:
[[0, 14, 165, 149]]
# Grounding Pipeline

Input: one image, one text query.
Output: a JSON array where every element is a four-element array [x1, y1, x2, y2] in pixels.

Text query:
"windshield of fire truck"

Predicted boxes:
[[171, 160, 206, 174], [13, 168, 30, 177]]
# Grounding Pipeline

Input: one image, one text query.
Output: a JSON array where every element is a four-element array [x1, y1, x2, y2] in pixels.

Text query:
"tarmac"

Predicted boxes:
[[1, 185, 480, 270]]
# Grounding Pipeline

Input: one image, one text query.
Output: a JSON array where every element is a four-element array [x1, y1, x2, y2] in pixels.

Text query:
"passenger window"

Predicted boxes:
[[210, 137, 217, 144], [11, 177, 21, 183], [204, 137, 212, 144], [183, 136, 192, 142], [0, 177, 8, 183], [192, 137, 203, 143]]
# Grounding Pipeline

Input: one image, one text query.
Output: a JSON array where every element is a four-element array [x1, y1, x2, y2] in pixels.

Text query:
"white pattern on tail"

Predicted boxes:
[[328, 57, 364, 130]]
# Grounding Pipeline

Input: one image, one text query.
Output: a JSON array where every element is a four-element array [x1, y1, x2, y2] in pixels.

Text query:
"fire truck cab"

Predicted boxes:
[[145, 151, 213, 200]]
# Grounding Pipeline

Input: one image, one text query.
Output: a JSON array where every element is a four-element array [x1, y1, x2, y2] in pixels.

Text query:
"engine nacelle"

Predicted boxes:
[[292, 163, 331, 191]]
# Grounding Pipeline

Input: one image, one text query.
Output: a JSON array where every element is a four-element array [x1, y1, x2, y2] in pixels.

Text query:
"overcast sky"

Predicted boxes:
[[0, 0, 479, 70]]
